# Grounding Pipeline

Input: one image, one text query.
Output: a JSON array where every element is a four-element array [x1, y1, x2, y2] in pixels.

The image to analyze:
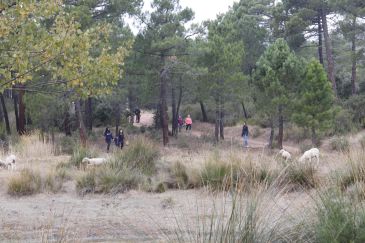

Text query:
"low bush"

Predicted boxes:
[[8, 169, 42, 196], [330, 137, 350, 152], [315, 189, 365, 243], [282, 163, 318, 190]]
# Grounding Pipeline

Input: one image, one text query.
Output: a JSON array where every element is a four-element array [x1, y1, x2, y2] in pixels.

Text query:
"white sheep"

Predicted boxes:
[[278, 149, 291, 162], [0, 154, 17, 171], [299, 148, 320, 165], [81, 157, 107, 168]]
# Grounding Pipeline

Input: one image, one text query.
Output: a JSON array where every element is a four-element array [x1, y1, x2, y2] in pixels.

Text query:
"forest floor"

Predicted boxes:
[[0, 110, 362, 242]]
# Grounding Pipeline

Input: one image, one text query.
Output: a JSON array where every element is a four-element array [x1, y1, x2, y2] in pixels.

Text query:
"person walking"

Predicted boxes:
[[177, 115, 183, 132], [241, 122, 249, 148], [104, 128, 113, 153], [117, 129, 125, 149], [185, 114, 192, 131]]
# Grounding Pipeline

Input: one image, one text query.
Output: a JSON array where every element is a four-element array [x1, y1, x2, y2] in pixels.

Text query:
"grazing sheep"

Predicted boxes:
[[0, 154, 17, 171], [299, 148, 320, 165], [278, 149, 291, 161], [81, 157, 107, 168]]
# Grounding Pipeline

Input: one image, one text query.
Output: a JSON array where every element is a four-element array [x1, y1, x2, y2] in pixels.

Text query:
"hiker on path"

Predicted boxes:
[[117, 129, 125, 149], [177, 115, 184, 132], [185, 114, 192, 131], [241, 122, 249, 148], [134, 107, 141, 123], [104, 127, 113, 153]]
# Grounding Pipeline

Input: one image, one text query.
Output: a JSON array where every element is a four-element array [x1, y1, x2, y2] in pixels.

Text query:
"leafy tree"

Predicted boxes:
[[292, 59, 335, 145], [254, 38, 303, 148]]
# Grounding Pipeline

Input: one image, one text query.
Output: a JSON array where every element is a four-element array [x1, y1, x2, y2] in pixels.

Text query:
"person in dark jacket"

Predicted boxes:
[[117, 129, 125, 149], [104, 128, 113, 152], [241, 122, 249, 148]]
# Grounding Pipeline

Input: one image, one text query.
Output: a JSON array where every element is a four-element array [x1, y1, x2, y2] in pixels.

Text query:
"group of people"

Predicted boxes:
[[125, 107, 141, 124], [104, 127, 124, 153], [177, 114, 193, 131]]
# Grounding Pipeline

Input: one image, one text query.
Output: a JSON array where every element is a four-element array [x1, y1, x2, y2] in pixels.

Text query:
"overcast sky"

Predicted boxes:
[[127, 0, 239, 34]]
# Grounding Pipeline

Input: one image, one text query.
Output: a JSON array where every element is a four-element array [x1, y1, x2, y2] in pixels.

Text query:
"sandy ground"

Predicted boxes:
[[0, 110, 360, 241]]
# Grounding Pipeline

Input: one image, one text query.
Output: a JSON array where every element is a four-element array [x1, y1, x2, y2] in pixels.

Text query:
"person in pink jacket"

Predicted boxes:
[[185, 114, 192, 131]]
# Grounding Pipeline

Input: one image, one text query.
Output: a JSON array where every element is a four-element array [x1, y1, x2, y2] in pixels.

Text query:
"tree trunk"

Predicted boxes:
[[18, 87, 26, 134], [171, 86, 177, 136], [277, 106, 283, 149], [199, 100, 208, 122], [317, 15, 324, 65], [311, 126, 317, 146], [115, 104, 121, 136], [219, 108, 224, 140], [159, 61, 169, 146], [215, 99, 219, 143], [128, 85, 135, 124], [241, 101, 248, 119], [64, 110, 72, 136], [351, 16, 357, 95], [321, 8, 336, 95], [0, 93, 10, 135], [176, 80, 182, 119], [75, 100, 87, 146], [268, 119, 274, 149], [13, 92, 19, 133], [85, 96, 93, 131]]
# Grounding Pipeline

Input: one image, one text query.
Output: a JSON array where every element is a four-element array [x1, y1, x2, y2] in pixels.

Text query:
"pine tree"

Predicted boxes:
[[292, 59, 335, 145]]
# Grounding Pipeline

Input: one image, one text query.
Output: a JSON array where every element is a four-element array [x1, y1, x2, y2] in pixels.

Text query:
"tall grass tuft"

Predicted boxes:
[[76, 137, 158, 195], [330, 136, 350, 152], [69, 145, 96, 168], [314, 188, 365, 243], [281, 163, 318, 191], [8, 169, 42, 196]]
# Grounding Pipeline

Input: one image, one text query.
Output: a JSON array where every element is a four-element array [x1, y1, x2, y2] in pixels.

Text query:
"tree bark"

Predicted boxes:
[[199, 100, 208, 122], [268, 119, 274, 149], [115, 104, 121, 136], [85, 96, 93, 131], [13, 92, 19, 133], [241, 101, 248, 119], [311, 126, 317, 146], [159, 61, 169, 146], [215, 98, 219, 143], [64, 110, 72, 136], [176, 80, 182, 120], [317, 15, 324, 65], [171, 86, 177, 136], [351, 16, 357, 95], [321, 8, 336, 95], [0, 93, 10, 135], [277, 106, 283, 149], [75, 100, 87, 146], [18, 87, 26, 134], [219, 107, 224, 140], [128, 85, 135, 124]]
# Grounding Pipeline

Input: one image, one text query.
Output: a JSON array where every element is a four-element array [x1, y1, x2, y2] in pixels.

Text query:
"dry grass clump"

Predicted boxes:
[[199, 153, 274, 191], [8, 169, 42, 196], [69, 145, 97, 168], [279, 162, 319, 191], [76, 137, 158, 195], [13, 132, 55, 158], [338, 150, 365, 199], [8, 167, 69, 196], [330, 136, 350, 152]]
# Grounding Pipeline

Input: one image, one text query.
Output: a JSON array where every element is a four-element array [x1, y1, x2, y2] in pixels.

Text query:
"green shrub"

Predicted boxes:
[[332, 108, 355, 135], [201, 158, 231, 191], [315, 189, 365, 243], [330, 137, 350, 152], [8, 169, 42, 196], [76, 172, 96, 195], [58, 135, 77, 154], [118, 137, 159, 175]]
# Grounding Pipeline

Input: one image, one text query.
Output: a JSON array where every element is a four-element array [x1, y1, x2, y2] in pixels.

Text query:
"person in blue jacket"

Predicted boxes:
[[241, 122, 249, 148]]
